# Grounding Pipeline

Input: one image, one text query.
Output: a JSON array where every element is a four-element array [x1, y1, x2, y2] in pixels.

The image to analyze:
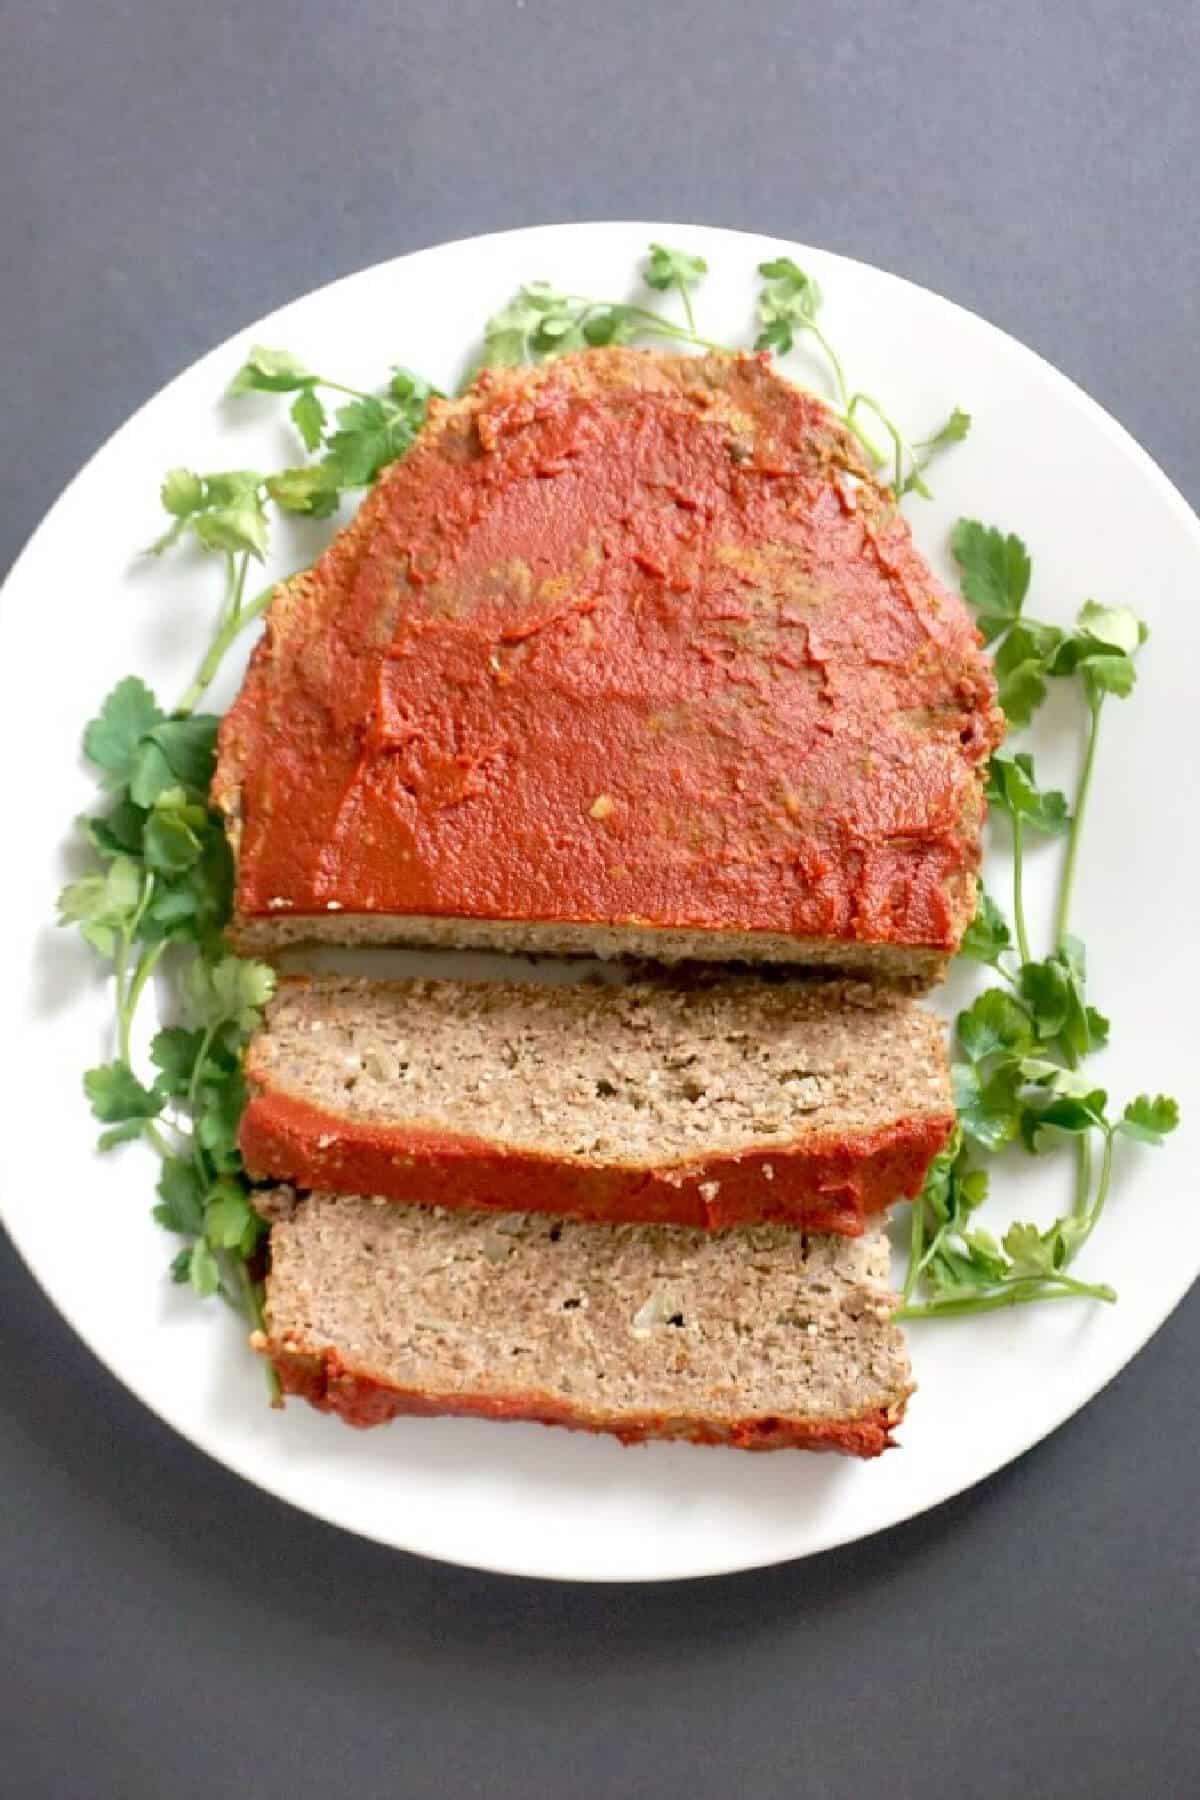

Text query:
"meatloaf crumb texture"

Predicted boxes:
[[241, 975, 954, 1233], [257, 1193, 913, 1456]]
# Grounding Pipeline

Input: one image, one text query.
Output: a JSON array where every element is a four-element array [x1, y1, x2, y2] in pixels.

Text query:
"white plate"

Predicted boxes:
[[3, 222, 1198, 1583]]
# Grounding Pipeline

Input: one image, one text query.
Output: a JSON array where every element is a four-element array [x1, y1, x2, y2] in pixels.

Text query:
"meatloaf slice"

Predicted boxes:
[[214, 347, 1002, 980], [240, 975, 953, 1236], [256, 1193, 913, 1456]]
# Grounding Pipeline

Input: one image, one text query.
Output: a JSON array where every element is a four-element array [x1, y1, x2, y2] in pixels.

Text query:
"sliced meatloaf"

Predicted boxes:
[[255, 1193, 913, 1456], [240, 975, 953, 1236], [214, 348, 1002, 981]]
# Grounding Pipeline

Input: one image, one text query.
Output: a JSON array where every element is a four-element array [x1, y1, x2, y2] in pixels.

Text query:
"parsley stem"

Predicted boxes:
[[810, 324, 849, 410], [120, 940, 167, 1060], [903, 1187, 926, 1303], [1011, 815, 1032, 965], [844, 394, 897, 484], [114, 939, 131, 1054], [909, 1217, 957, 1289], [1071, 1128, 1115, 1256], [186, 1020, 221, 1182], [897, 1272, 1116, 1318], [230, 547, 250, 622], [175, 575, 287, 717], [230, 1263, 282, 1402], [115, 877, 159, 1062], [313, 376, 376, 402], [230, 1254, 262, 1325], [560, 295, 727, 356], [143, 1122, 177, 1162], [677, 279, 697, 336], [1073, 1131, 1094, 1219], [1054, 697, 1103, 948]]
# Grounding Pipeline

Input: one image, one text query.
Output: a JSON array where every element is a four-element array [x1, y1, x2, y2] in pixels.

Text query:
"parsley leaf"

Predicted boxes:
[[86, 796, 147, 861], [150, 470, 271, 561], [987, 751, 1071, 835], [916, 407, 971, 453], [953, 1059, 1022, 1152], [149, 1026, 207, 1098], [185, 953, 276, 1034], [478, 284, 643, 368], [1081, 652, 1137, 702], [290, 388, 327, 452], [58, 856, 142, 959], [153, 1158, 206, 1236], [1049, 602, 1149, 706], [643, 243, 707, 330], [205, 1181, 262, 1255], [266, 465, 343, 518], [161, 468, 205, 517], [83, 1061, 164, 1130], [190, 475, 270, 560], [1017, 948, 1104, 1061], [754, 257, 823, 355], [992, 620, 1066, 726], [226, 346, 316, 394], [643, 243, 708, 294], [1021, 1088, 1109, 1150], [899, 409, 973, 499], [321, 397, 416, 488], [188, 1238, 221, 1298], [957, 989, 1034, 1062], [951, 519, 1032, 642], [147, 715, 219, 789], [1076, 601, 1148, 657], [83, 678, 165, 786], [1117, 1094, 1181, 1145], [959, 885, 1013, 968], [142, 789, 208, 875], [195, 1066, 249, 1174]]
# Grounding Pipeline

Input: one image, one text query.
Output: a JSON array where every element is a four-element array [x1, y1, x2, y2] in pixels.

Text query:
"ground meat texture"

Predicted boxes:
[[240, 974, 954, 1235], [257, 1195, 913, 1457]]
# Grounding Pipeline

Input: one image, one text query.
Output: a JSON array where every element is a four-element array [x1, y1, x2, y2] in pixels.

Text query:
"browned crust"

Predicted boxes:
[[261, 1338, 909, 1457]]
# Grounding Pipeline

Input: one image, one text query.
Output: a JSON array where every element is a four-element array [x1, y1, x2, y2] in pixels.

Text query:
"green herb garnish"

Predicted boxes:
[[642, 242, 708, 333], [899, 523, 1179, 1318], [474, 242, 967, 500], [60, 342, 440, 1375], [753, 256, 970, 494], [64, 248, 1164, 1358], [63, 669, 276, 1330]]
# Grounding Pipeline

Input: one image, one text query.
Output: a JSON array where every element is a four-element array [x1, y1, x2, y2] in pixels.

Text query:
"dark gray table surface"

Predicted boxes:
[[3, 3, 1197, 1795]]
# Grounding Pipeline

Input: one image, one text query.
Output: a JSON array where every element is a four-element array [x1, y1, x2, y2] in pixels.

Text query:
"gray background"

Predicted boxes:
[[2, 2, 1197, 1795]]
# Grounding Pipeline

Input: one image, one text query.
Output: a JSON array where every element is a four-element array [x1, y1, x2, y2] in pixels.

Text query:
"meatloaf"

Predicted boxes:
[[214, 347, 1002, 981], [256, 1192, 913, 1456], [240, 975, 954, 1236]]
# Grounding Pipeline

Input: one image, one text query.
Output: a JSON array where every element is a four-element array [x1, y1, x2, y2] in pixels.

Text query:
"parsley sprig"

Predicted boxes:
[[899, 522, 1179, 1318], [148, 354, 438, 715], [475, 243, 968, 501], [60, 670, 277, 1329], [475, 247, 726, 370], [753, 257, 970, 495], [60, 343, 438, 1368], [643, 242, 708, 333]]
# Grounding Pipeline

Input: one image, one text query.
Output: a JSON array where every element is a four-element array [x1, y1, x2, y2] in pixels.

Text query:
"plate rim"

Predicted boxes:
[[3, 218, 1198, 1583]]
